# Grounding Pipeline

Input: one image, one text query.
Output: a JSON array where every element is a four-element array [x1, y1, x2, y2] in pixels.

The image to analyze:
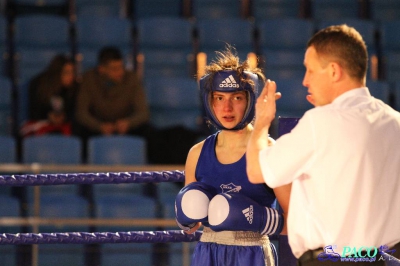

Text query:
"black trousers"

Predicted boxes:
[[297, 242, 400, 266]]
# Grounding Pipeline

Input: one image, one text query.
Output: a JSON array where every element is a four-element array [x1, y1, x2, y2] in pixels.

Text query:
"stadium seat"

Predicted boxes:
[[192, 0, 241, 19], [22, 135, 82, 164], [0, 76, 12, 135], [133, 0, 183, 18], [0, 195, 21, 233], [0, 15, 8, 76], [136, 17, 194, 79], [394, 81, 400, 111], [258, 18, 314, 80], [88, 135, 147, 165], [100, 243, 153, 266], [370, 0, 400, 21], [0, 135, 16, 163], [379, 20, 400, 82], [367, 80, 391, 104], [252, 0, 301, 21], [95, 194, 158, 232], [76, 2, 123, 17], [311, 0, 359, 20], [14, 14, 70, 50], [14, 14, 71, 81], [144, 77, 201, 130], [196, 18, 255, 63], [75, 16, 133, 72], [274, 77, 312, 121]]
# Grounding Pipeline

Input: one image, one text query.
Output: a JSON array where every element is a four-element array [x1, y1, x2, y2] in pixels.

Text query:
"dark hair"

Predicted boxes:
[[307, 24, 368, 81], [45, 54, 74, 77], [98, 46, 123, 65]]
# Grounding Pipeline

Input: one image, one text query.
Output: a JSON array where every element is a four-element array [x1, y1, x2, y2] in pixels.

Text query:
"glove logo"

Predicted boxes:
[[220, 183, 242, 193], [242, 205, 253, 224]]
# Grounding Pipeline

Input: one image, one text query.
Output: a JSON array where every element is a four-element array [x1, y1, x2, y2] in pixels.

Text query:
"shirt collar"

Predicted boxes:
[[331, 87, 370, 106]]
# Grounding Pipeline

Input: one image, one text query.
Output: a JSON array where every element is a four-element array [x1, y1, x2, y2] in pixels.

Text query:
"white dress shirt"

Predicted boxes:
[[259, 87, 400, 258]]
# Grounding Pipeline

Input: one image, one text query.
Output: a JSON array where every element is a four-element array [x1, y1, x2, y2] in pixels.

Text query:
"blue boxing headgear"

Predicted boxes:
[[200, 70, 259, 130]]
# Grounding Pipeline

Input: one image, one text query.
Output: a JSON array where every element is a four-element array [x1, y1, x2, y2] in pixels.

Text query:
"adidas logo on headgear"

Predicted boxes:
[[242, 205, 254, 224], [219, 75, 239, 88]]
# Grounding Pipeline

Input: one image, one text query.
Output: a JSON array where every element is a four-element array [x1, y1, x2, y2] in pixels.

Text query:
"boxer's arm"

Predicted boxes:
[[273, 184, 291, 235], [184, 141, 204, 185], [180, 141, 204, 233]]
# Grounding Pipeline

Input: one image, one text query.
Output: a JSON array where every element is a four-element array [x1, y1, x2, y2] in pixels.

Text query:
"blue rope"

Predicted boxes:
[[0, 171, 185, 186], [0, 230, 201, 245]]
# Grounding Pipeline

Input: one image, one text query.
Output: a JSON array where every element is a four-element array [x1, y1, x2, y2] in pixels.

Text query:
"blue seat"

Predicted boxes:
[[14, 14, 71, 81], [22, 135, 82, 164], [96, 195, 157, 219], [76, 16, 132, 50], [193, 0, 241, 19], [13, 0, 66, 4], [100, 243, 153, 266], [311, 0, 359, 20], [169, 242, 198, 266], [380, 20, 400, 82], [275, 78, 312, 118], [40, 194, 88, 219], [14, 14, 70, 50], [258, 19, 313, 80], [262, 50, 305, 80], [197, 18, 255, 63], [0, 195, 21, 234], [0, 15, 8, 72], [95, 194, 157, 232], [76, 2, 122, 17], [367, 80, 391, 104], [75, 16, 133, 72], [157, 182, 182, 220], [258, 18, 314, 50], [0, 76, 12, 135], [252, 0, 301, 20], [137, 17, 194, 79], [38, 245, 85, 266], [16, 48, 69, 82], [371, 0, 400, 21], [88, 135, 147, 165], [145, 77, 201, 130], [0, 135, 16, 163], [0, 246, 16, 266], [394, 81, 400, 111], [133, 0, 183, 18]]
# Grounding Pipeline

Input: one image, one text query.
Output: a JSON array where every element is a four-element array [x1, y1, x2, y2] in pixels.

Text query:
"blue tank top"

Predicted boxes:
[[195, 132, 276, 207]]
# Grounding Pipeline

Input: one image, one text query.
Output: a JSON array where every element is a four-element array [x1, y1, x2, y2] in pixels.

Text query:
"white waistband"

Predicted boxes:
[[200, 227, 270, 246]]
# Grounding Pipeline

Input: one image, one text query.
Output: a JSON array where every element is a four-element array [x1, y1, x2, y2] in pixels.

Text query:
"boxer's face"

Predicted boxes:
[[302, 46, 334, 106], [212, 91, 247, 129], [99, 59, 125, 83]]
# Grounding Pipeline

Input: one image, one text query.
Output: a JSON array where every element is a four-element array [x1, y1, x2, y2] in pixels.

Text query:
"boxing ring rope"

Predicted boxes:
[[0, 164, 197, 265], [0, 170, 185, 186], [0, 231, 201, 245]]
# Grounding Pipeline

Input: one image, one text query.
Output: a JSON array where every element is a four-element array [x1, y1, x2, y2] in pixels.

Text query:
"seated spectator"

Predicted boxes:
[[21, 54, 78, 137], [74, 46, 151, 139]]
